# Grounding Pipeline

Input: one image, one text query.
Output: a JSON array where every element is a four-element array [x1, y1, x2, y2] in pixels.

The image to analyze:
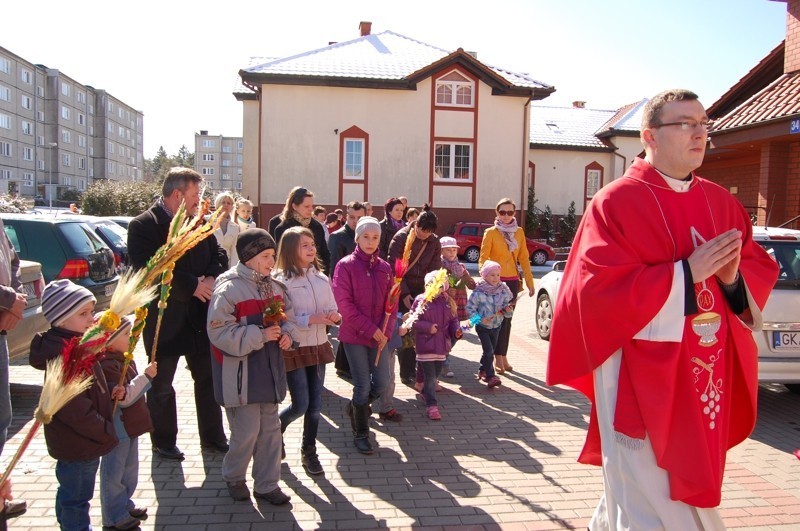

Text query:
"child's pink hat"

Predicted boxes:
[[480, 260, 501, 279]]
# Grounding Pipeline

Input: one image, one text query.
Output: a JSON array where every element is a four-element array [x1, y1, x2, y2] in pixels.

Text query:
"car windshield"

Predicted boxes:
[[757, 240, 800, 288]]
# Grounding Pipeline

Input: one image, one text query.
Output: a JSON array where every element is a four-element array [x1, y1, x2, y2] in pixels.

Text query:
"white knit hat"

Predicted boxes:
[[439, 236, 458, 249], [355, 216, 381, 240], [42, 279, 96, 327]]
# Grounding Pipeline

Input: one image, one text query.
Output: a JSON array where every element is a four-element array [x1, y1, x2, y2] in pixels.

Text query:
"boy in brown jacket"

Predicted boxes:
[[30, 279, 117, 530]]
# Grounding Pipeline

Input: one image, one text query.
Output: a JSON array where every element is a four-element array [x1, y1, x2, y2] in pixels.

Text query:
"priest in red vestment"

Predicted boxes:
[[547, 89, 779, 530]]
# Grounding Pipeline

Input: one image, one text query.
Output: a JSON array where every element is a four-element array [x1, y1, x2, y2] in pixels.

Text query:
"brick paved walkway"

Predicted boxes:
[[4, 288, 800, 530]]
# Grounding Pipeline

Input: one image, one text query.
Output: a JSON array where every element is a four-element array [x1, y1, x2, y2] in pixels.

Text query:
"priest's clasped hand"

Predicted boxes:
[[687, 229, 742, 284]]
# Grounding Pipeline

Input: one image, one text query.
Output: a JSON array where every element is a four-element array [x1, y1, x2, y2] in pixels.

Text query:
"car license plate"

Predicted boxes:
[[104, 284, 115, 297], [773, 331, 800, 350], [22, 283, 36, 299]]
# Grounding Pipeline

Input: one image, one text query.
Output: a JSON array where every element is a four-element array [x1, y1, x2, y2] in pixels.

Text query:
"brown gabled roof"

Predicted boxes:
[[711, 71, 800, 132], [707, 41, 785, 119]]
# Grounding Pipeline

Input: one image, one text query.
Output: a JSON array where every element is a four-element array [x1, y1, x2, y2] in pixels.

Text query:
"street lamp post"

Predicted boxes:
[[47, 142, 57, 210]]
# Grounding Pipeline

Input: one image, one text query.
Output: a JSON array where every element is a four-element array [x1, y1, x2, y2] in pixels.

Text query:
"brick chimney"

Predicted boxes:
[[786, 0, 800, 73], [572, 101, 586, 108], [359, 21, 372, 37]]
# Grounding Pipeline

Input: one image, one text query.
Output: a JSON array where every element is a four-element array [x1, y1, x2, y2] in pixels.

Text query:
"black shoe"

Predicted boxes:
[[301, 446, 324, 475], [254, 487, 291, 505], [201, 440, 229, 453], [153, 446, 185, 460], [353, 436, 373, 454], [400, 377, 415, 386], [336, 370, 352, 380]]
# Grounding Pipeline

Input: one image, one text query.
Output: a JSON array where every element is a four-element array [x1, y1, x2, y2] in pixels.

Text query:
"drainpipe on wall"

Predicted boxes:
[[520, 97, 531, 229], [613, 149, 627, 181]]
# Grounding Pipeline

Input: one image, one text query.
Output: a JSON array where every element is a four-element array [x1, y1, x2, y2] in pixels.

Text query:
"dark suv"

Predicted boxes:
[[2, 214, 119, 310]]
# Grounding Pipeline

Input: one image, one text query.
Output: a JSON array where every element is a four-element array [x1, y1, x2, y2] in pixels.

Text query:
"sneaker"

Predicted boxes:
[[487, 376, 502, 388], [414, 381, 423, 392], [2, 499, 27, 518], [379, 408, 403, 422], [254, 487, 291, 505], [226, 480, 251, 501], [427, 405, 441, 421], [444, 369, 455, 378], [301, 448, 324, 476], [477, 369, 486, 381]]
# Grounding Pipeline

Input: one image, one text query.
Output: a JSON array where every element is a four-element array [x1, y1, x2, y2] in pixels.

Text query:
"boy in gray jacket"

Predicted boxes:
[[207, 229, 293, 505]]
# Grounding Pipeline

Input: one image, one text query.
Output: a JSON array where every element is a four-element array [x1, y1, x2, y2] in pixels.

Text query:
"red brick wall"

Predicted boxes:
[[786, 143, 800, 228], [698, 158, 761, 218], [787, 0, 800, 73]]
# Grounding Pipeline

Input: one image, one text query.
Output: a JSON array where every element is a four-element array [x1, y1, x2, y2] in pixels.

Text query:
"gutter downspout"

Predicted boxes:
[[613, 149, 627, 181], [521, 97, 531, 229]]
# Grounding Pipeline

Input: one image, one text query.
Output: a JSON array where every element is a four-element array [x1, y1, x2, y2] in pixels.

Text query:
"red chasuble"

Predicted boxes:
[[547, 158, 778, 508]]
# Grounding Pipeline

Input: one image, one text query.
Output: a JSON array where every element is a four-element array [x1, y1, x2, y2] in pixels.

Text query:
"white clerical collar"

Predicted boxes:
[[644, 159, 693, 192]]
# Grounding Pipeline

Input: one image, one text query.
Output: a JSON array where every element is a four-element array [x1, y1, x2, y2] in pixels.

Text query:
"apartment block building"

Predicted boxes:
[[0, 45, 143, 200], [194, 130, 244, 193]]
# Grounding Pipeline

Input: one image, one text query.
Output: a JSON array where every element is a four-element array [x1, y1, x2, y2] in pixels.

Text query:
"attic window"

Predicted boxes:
[[546, 122, 561, 133], [436, 70, 474, 108]]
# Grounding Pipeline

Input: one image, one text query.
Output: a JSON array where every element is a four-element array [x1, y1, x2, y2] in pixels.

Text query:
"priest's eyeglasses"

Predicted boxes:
[[653, 119, 711, 132]]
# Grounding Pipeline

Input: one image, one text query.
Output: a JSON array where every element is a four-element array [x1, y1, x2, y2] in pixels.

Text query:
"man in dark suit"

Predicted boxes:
[[127, 167, 228, 460]]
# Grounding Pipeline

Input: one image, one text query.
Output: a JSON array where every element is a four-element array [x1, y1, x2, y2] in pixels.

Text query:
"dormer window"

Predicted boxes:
[[435, 70, 474, 108]]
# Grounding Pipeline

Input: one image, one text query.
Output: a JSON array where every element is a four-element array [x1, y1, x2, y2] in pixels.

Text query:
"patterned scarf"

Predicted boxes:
[[494, 217, 519, 252], [441, 256, 466, 278], [292, 211, 312, 228], [388, 216, 405, 231], [474, 278, 506, 296]]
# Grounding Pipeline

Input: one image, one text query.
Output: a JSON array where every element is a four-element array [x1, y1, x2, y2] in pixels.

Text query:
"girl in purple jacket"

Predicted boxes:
[[401, 270, 462, 421], [331, 217, 395, 454]]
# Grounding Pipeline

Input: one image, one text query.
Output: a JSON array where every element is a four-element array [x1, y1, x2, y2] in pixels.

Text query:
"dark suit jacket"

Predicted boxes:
[[127, 202, 227, 357], [327, 224, 356, 277]]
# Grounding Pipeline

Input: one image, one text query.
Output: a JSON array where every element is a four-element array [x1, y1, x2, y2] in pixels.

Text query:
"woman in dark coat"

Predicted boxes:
[[378, 197, 405, 261], [273, 186, 331, 273]]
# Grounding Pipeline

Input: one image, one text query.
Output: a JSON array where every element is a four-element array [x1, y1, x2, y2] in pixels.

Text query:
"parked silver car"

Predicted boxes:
[[6, 259, 47, 360], [536, 227, 800, 393]]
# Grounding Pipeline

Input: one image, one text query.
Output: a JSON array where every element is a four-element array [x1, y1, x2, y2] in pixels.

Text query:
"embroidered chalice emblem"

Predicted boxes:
[[691, 312, 721, 347], [692, 354, 722, 430]]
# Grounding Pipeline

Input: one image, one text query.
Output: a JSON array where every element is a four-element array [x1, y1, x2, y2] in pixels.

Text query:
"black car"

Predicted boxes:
[[1, 214, 119, 310]]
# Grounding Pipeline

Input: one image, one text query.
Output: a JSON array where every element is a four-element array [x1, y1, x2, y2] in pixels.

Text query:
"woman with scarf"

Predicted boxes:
[[478, 198, 535, 374], [274, 186, 331, 273], [378, 197, 405, 260]]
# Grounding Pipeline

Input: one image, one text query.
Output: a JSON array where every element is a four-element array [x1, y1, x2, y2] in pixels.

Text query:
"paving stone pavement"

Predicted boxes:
[[4, 286, 800, 530]]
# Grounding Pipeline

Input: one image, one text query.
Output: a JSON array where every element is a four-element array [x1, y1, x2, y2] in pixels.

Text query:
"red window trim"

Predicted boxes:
[[584, 161, 604, 210], [338, 126, 369, 205]]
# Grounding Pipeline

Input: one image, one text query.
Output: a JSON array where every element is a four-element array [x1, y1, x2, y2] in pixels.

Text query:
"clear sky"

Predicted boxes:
[[3, 0, 787, 156]]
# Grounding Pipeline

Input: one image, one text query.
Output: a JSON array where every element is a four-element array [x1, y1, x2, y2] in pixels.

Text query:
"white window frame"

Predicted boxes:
[[21, 69, 32, 84], [0, 170, 11, 180], [222, 160, 230, 167], [0, 114, 9, 129], [202, 139, 216, 148], [238, 141, 243, 150], [202, 153, 215, 161], [78, 179, 86, 191], [36, 111, 44, 122], [21, 95, 32, 109], [235, 182, 242, 190], [0, 85, 10, 102], [222, 146, 231, 153], [201, 167, 214, 175], [36, 86, 44, 97], [0, 58, 10, 74], [108, 141, 114, 155], [61, 106, 71, 120], [77, 91, 85, 104], [61, 82, 70, 97], [62, 153, 71, 167], [78, 135, 86, 148], [78, 113, 85, 126], [343, 138, 364, 180], [37, 135, 44, 146], [586, 169, 601, 199], [222, 173, 231, 180], [61, 129, 71, 143], [22, 147, 33, 161], [435, 70, 475, 108], [37, 160, 45, 170], [78, 157, 86, 170], [0, 142, 11, 157], [108, 161, 115, 174], [22, 172, 34, 186], [21, 121, 32, 135], [433, 142, 473, 182]]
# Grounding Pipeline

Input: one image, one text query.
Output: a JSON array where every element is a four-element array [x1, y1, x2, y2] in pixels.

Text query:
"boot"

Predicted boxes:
[[352, 403, 374, 454], [344, 400, 356, 432], [301, 445, 324, 475]]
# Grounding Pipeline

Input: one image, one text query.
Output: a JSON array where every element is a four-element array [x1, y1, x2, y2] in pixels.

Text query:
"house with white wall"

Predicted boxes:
[[528, 99, 645, 216], [234, 22, 554, 230]]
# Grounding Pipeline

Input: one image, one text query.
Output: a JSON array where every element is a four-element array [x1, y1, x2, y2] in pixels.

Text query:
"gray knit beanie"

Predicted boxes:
[[354, 216, 381, 240], [42, 279, 96, 327]]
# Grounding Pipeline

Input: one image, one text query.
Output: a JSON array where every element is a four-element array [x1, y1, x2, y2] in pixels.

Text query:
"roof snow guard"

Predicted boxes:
[[239, 30, 553, 99]]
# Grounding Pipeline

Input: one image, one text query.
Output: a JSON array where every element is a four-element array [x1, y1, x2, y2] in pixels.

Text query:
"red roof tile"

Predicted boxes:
[[710, 72, 800, 132]]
